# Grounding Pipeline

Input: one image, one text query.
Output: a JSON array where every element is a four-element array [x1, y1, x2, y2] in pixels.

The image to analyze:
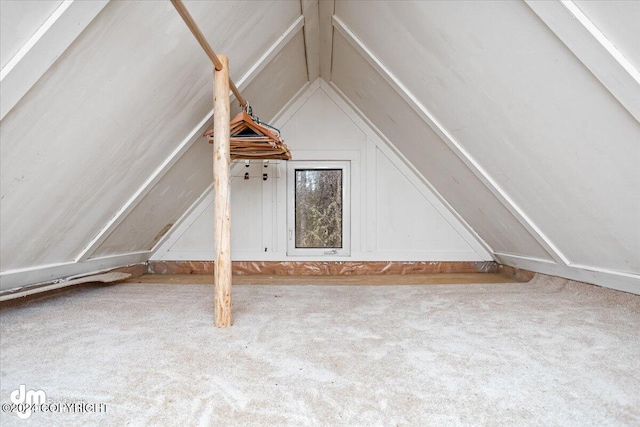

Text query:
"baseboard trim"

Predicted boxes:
[[0, 251, 150, 292], [0, 263, 146, 302], [147, 260, 499, 275], [496, 253, 640, 295]]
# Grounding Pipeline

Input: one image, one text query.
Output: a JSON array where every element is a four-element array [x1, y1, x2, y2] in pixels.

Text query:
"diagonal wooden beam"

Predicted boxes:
[[170, 0, 247, 109], [75, 15, 304, 262]]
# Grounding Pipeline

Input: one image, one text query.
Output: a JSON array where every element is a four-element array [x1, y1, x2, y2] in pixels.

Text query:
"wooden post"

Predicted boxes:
[[213, 55, 232, 327]]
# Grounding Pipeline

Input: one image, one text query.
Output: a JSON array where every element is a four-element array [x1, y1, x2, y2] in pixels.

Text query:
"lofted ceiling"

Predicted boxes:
[[0, 0, 638, 293]]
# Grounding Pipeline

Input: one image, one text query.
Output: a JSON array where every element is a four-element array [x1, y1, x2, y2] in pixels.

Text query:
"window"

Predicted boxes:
[[287, 161, 350, 256]]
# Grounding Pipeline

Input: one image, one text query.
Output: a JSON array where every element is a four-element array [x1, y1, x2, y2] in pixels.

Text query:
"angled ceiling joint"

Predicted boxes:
[[318, 0, 336, 82], [75, 15, 305, 262], [332, 15, 570, 266], [525, 0, 640, 123], [0, 0, 110, 121], [234, 16, 304, 96], [300, 0, 320, 82]]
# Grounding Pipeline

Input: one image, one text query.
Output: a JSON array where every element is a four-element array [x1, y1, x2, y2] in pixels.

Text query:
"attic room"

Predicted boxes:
[[0, 0, 638, 424]]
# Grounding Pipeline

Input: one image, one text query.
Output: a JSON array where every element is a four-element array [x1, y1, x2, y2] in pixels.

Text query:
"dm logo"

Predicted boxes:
[[10, 385, 46, 420]]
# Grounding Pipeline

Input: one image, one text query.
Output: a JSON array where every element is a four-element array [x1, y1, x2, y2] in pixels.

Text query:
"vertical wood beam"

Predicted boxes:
[[77, 16, 304, 263], [319, 0, 335, 81], [213, 55, 232, 327], [300, 0, 320, 82]]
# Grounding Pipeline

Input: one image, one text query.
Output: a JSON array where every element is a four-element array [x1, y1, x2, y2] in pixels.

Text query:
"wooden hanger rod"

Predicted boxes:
[[170, 0, 248, 109]]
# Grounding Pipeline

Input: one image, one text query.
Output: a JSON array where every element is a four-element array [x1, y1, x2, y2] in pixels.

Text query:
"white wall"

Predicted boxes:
[[153, 81, 491, 262], [329, 0, 640, 293], [91, 31, 309, 259], [3, 1, 637, 295], [0, 1, 307, 291]]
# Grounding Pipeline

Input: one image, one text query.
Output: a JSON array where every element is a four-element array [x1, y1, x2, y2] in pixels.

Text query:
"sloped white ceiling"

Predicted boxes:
[[1, 0, 638, 293], [0, 0, 63, 68], [0, 0, 299, 272], [92, 31, 309, 258], [574, 0, 640, 72], [331, 0, 640, 285], [331, 32, 552, 261]]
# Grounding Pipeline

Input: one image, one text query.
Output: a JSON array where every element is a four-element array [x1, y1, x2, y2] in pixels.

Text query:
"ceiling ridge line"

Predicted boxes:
[[319, 0, 336, 82], [299, 0, 320, 82]]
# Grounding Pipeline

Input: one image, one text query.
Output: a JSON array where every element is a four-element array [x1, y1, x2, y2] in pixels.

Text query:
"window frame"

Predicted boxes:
[[286, 160, 351, 256]]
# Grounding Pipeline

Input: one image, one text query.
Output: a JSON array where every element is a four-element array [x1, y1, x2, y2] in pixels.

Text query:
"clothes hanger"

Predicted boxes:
[[204, 106, 291, 160]]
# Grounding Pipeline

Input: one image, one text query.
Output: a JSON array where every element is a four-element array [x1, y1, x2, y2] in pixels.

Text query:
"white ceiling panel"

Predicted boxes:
[[91, 30, 309, 257], [92, 138, 213, 257], [1, 0, 638, 291], [0, 0, 63, 68], [574, 0, 640, 73], [332, 32, 553, 260], [335, 0, 640, 274], [0, 0, 299, 271]]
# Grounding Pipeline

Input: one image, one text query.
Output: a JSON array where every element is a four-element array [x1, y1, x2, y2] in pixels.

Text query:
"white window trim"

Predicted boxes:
[[287, 160, 351, 256]]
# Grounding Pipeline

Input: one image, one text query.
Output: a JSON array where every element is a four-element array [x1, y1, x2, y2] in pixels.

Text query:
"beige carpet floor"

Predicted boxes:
[[1, 274, 639, 426]]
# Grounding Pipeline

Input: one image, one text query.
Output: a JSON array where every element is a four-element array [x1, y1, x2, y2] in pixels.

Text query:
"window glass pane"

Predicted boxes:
[[295, 169, 343, 248]]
